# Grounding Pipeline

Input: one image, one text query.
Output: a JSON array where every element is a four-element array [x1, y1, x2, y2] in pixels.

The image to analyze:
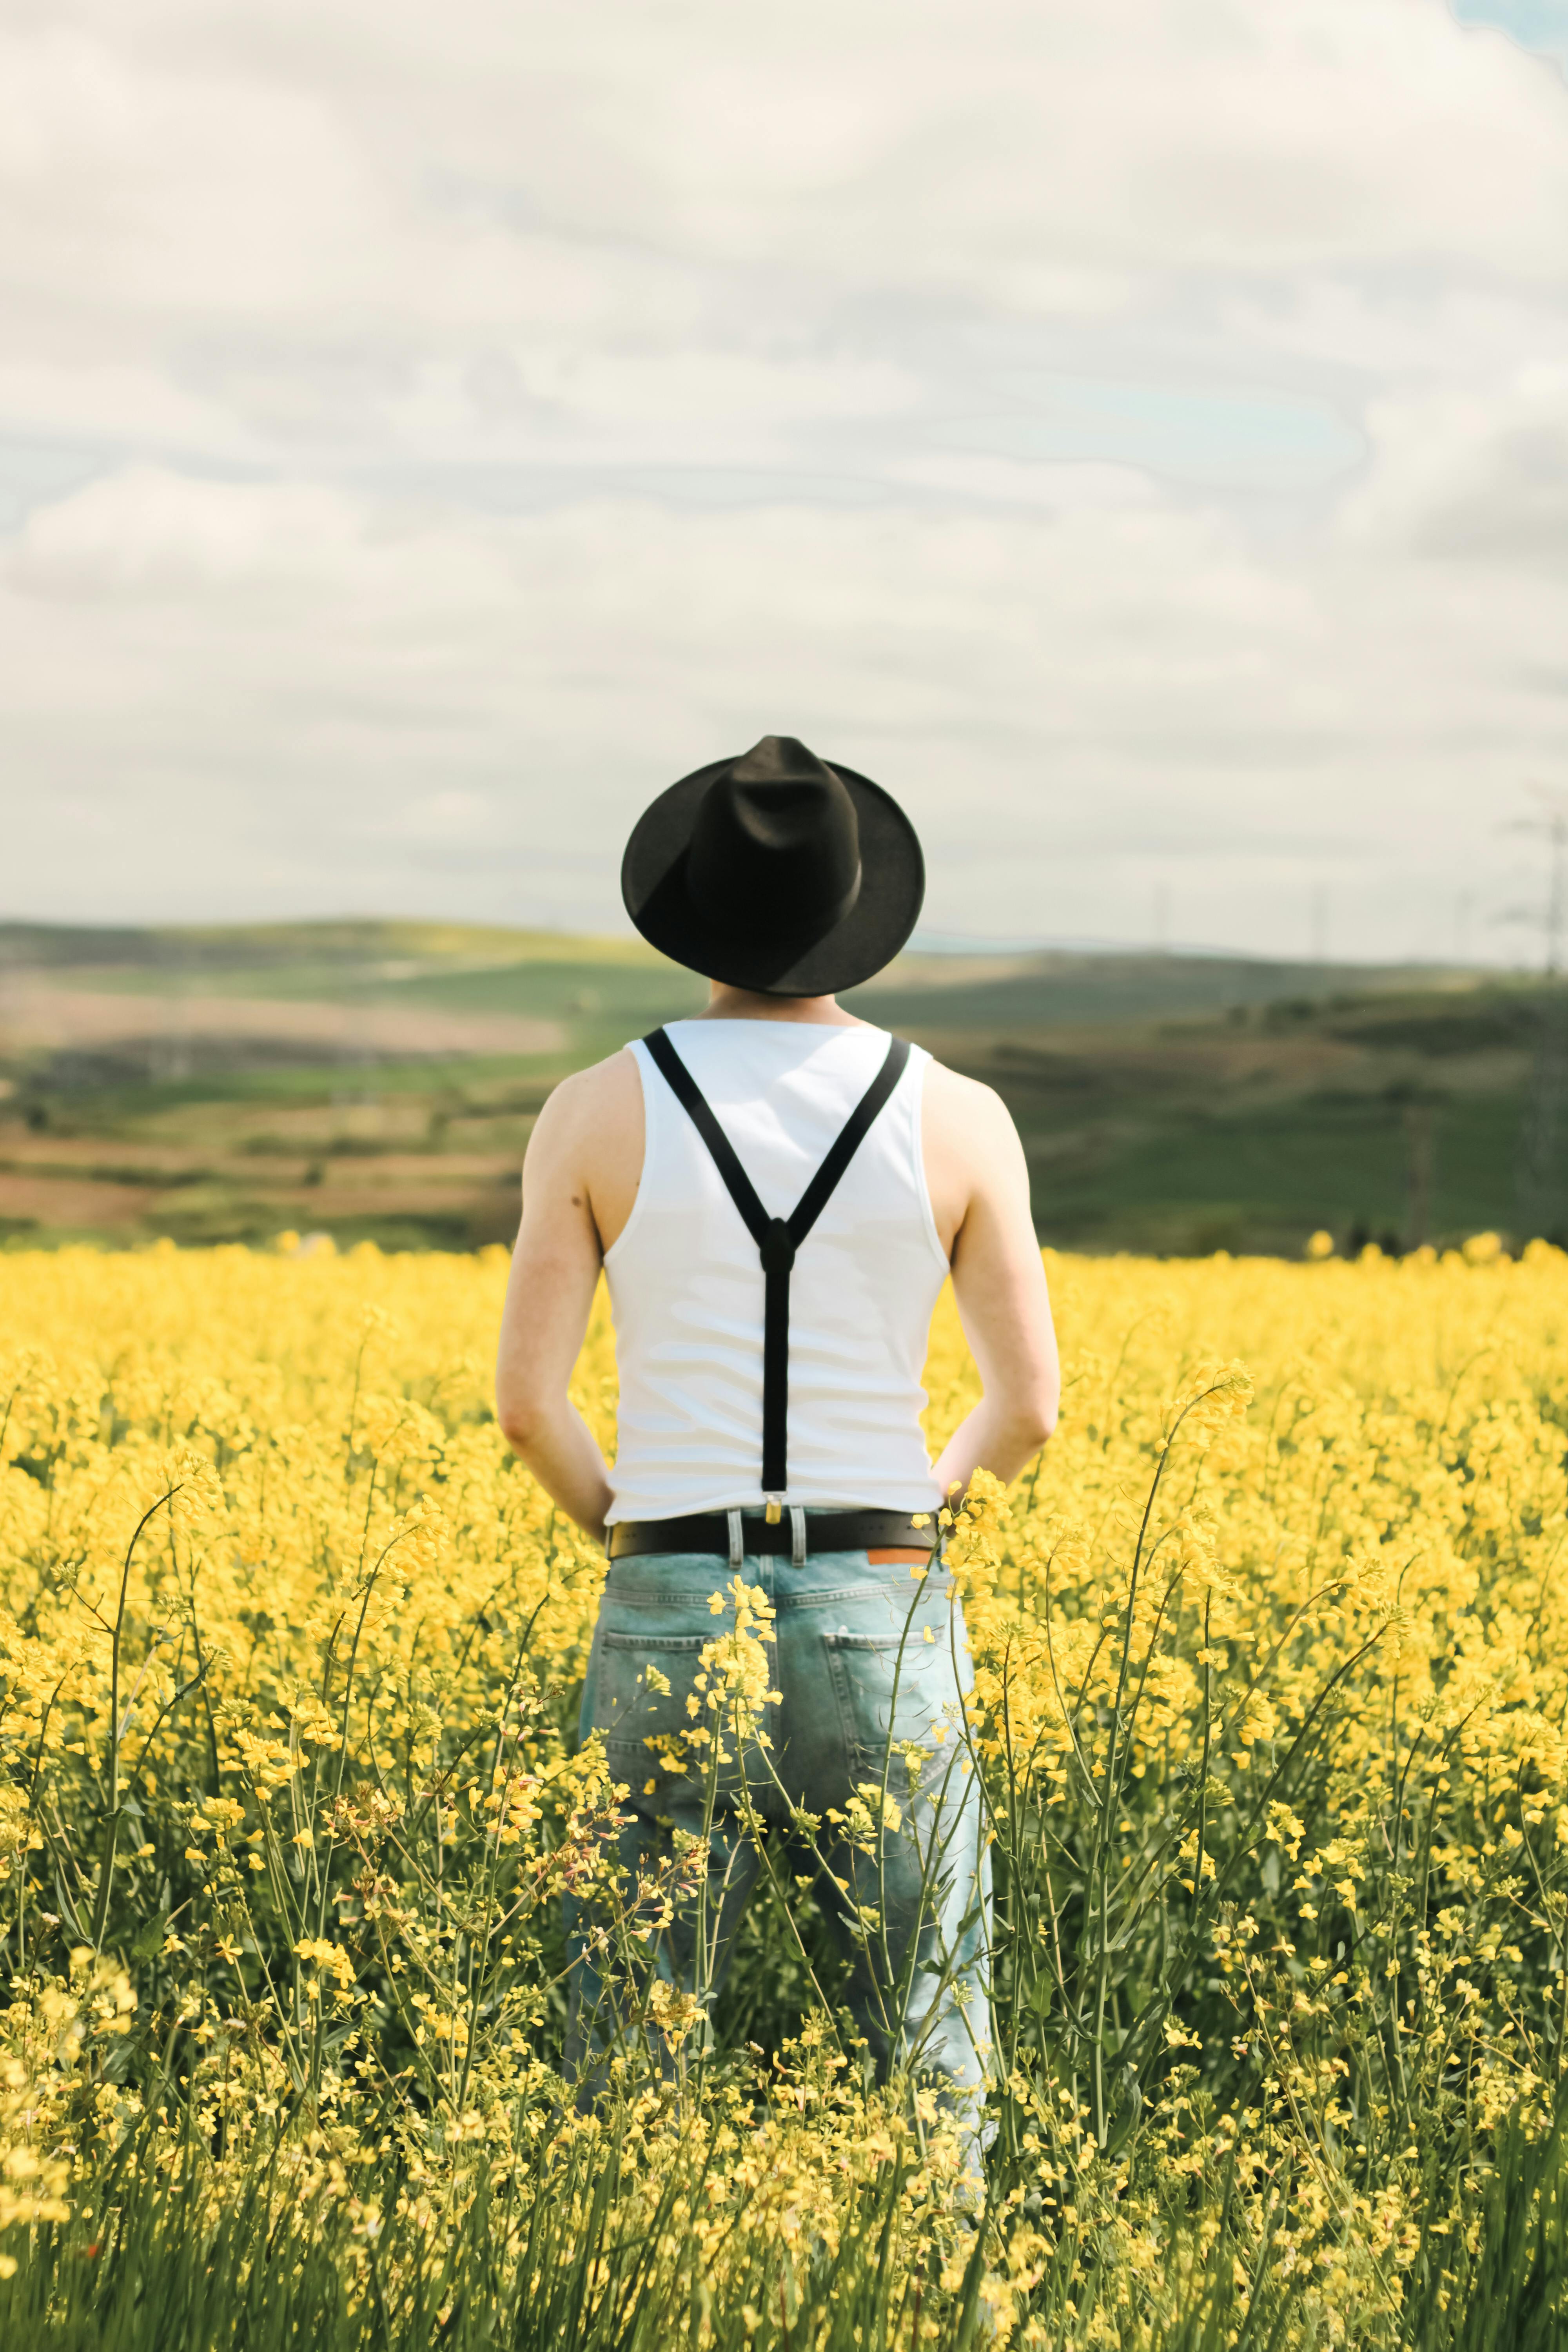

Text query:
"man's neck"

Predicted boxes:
[[697, 983, 861, 1026]]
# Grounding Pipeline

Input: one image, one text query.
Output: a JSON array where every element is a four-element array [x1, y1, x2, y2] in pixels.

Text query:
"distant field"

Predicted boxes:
[[0, 916, 1554, 1253]]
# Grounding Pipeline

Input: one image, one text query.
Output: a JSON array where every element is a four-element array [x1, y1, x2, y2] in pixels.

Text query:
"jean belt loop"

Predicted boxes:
[[727, 1509, 744, 1572], [789, 1505, 807, 1568]]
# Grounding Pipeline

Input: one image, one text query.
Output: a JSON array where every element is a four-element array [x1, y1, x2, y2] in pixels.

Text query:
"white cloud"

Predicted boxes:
[[1, 0, 1567, 958], [10, 465, 367, 595], [1339, 367, 1568, 563], [6, 461, 1565, 958]]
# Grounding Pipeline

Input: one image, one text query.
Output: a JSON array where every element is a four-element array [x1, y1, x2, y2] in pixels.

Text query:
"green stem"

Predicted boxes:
[[92, 1482, 179, 1955]]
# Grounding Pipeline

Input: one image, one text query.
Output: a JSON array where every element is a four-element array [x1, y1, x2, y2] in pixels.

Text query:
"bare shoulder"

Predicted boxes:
[[525, 1046, 644, 1253], [923, 1058, 1024, 1174], [922, 1056, 1013, 1134], [920, 1056, 1027, 1254], [531, 1047, 641, 1152]]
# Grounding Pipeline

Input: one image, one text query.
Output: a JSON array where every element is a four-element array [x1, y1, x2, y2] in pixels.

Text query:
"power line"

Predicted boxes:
[[1503, 788, 1568, 1240], [1500, 788, 1568, 975]]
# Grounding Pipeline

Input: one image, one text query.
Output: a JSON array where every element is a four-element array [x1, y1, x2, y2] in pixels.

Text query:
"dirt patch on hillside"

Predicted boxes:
[[0, 1172, 152, 1227], [0, 986, 564, 1061]]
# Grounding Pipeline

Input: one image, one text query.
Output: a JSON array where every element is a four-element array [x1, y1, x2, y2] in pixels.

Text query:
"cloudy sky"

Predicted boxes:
[[4, 0, 1568, 959]]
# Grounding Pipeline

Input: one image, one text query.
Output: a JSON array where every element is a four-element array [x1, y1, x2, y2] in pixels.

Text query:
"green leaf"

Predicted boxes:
[[128, 1907, 174, 1967]]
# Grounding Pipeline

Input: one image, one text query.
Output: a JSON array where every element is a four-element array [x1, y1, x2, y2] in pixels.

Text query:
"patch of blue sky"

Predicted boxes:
[[0, 440, 114, 534], [926, 376, 1363, 495], [1451, 0, 1568, 66]]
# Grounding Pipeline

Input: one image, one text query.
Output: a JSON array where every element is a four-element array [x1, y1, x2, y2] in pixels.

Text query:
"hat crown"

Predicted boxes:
[[620, 734, 923, 996], [686, 737, 861, 943]]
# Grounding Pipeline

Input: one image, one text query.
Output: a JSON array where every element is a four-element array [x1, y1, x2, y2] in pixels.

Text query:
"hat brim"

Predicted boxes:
[[621, 757, 925, 996]]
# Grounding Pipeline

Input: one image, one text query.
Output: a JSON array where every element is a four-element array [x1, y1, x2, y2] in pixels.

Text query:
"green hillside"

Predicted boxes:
[[851, 950, 1469, 1031], [0, 916, 662, 973], [0, 919, 1553, 1256]]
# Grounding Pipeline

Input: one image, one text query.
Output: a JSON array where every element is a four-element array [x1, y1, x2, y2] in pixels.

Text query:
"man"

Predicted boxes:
[[495, 735, 1058, 2120]]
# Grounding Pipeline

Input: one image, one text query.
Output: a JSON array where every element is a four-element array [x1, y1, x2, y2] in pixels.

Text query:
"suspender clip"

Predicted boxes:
[[764, 1497, 783, 1524]]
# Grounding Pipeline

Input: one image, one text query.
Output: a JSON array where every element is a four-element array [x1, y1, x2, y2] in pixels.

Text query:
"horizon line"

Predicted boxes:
[[0, 908, 1526, 976]]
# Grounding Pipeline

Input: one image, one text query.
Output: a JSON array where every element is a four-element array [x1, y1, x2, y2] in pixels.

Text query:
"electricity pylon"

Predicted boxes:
[[1503, 793, 1568, 1241]]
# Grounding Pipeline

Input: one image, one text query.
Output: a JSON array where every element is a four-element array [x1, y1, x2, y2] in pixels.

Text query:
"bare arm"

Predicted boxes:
[[494, 1057, 641, 1541], [925, 1068, 1059, 1503]]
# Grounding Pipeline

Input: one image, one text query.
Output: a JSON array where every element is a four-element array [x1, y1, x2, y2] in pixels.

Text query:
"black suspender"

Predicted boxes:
[[641, 1027, 912, 1499]]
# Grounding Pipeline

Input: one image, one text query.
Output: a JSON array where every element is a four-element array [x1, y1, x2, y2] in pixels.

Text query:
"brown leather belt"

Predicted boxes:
[[606, 1509, 940, 1562]]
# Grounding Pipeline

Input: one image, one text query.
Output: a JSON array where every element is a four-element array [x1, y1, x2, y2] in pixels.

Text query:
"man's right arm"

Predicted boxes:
[[925, 1067, 1059, 1503], [494, 1065, 622, 1540]]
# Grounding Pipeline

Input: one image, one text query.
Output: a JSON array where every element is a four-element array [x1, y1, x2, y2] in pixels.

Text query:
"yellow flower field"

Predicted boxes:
[[1, 1234, 1567, 2349]]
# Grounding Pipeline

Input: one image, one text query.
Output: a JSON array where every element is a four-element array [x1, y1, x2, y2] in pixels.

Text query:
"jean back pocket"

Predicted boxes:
[[592, 1630, 772, 1794]]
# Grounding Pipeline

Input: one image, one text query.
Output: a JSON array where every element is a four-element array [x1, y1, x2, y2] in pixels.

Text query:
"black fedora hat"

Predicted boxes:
[[621, 735, 924, 996]]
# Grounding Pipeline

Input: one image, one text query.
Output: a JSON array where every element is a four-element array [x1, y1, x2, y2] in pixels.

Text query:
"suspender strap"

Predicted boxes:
[[641, 1030, 773, 1251], [642, 1026, 911, 1497]]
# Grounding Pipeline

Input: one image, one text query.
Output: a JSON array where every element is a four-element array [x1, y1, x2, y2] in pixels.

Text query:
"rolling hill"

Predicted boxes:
[[0, 918, 1553, 1255]]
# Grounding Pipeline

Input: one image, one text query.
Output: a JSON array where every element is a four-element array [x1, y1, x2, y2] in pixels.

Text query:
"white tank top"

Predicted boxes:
[[603, 1020, 949, 1521]]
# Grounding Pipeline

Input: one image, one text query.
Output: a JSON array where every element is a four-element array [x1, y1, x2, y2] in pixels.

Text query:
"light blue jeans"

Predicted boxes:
[[566, 1537, 991, 2126]]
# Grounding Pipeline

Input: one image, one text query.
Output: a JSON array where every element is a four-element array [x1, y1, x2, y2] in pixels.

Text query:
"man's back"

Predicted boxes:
[[601, 1018, 947, 1519], [496, 995, 1058, 1542]]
